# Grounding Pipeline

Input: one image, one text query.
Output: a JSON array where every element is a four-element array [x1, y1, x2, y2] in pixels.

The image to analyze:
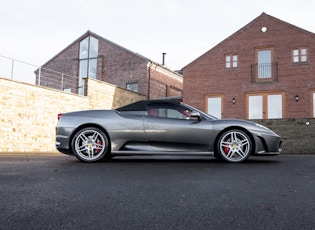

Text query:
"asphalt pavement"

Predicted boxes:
[[0, 154, 314, 230]]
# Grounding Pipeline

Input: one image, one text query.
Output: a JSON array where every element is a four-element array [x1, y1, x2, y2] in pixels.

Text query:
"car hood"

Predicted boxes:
[[212, 118, 278, 136]]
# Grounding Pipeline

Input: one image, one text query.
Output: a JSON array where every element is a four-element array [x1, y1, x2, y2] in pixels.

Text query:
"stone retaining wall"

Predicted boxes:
[[0, 77, 145, 153], [252, 118, 315, 154]]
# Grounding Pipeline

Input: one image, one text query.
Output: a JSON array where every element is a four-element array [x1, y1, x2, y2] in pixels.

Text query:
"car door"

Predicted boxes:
[[144, 102, 213, 152]]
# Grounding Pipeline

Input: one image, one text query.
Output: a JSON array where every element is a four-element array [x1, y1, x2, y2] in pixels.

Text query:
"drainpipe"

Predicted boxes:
[[147, 62, 152, 100]]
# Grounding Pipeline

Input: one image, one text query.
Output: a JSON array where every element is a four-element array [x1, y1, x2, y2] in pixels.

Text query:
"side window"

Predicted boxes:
[[147, 104, 191, 119], [126, 82, 139, 92], [292, 48, 308, 63], [225, 54, 238, 69]]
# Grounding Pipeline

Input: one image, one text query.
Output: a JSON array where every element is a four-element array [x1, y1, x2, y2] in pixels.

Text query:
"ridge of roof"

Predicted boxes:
[[183, 12, 315, 69]]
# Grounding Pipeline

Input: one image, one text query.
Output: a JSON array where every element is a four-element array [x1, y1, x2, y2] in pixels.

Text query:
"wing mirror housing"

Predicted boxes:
[[190, 111, 201, 121]]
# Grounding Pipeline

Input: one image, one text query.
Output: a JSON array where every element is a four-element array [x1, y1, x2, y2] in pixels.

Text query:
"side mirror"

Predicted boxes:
[[190, 111, 201, 121]]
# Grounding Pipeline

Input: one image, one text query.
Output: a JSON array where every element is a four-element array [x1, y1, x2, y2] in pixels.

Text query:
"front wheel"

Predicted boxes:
[[71, 127, 110, 162], [217, 129, 252, 163]]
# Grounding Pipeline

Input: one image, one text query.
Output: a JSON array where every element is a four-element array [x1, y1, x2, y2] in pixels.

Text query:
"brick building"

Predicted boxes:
[[183, 13, 315, 119], [37, 30, 182, 99]]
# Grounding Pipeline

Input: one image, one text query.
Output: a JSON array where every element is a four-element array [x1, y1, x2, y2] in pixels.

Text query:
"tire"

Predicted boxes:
[[71, 127, 110, 162], [217, 129, 252, 163]]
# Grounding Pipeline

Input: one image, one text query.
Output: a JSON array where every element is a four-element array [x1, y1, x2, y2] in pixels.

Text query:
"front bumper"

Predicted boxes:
[[253, 132, 282, 156]]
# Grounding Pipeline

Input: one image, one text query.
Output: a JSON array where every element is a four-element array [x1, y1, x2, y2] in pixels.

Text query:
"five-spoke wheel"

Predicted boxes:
[[71, 127, 110, 162], [217, 129, 252, 163]]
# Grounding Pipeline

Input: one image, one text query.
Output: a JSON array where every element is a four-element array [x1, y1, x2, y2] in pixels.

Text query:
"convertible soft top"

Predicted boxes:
[[116, 100, 181, 112]]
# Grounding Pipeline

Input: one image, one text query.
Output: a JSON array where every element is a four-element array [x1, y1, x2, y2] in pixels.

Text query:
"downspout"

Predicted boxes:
[[147, 61, 152, 100]]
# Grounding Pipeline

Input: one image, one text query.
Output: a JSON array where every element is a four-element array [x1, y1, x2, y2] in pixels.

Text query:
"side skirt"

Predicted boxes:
[[111, 151, 214, 156]]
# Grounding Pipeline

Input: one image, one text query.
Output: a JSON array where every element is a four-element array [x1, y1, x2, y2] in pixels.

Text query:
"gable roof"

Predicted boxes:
[[41, 30, 182, 78], [183, 12, 315, 69], [41, 30, 149, 67]]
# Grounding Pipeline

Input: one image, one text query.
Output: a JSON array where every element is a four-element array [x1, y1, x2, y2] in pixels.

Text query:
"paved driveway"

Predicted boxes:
[[0, 154, 314, 230]]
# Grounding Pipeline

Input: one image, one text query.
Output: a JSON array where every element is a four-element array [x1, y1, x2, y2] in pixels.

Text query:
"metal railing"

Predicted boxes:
[[0, 54, 78, 94], [251, 62, 278, 83]]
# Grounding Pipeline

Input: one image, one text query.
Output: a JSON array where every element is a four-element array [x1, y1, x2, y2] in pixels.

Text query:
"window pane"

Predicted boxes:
[[258, 50, 272, 78], [207, 97, 221, 119], [293, 49, 299, 56], [233, 55, 238, 68], [89, 36, 99, 58], [127, 83, 138, 92], [248, 96, 262, 119], [301, 54, 307, 62], [78, 60, 88, 95], [88, 59, 97, 78], [268, 95, 282, 118], [258, 50, 271, 64], [293, 56, 299, 62], [225, 56, 231, 68], [313, 93, 315, 118], [301, 49, 307, 55], [79, 37, 89, 59], [301, 56, 307, 62]]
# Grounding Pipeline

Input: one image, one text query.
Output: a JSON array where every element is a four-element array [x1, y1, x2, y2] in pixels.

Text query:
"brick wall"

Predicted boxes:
[[0, 77, 145, 153], [149, 63, 183, 99], [183, 13, 315, 119]]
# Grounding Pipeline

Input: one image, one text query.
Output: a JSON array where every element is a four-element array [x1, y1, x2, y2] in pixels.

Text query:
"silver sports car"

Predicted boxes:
[[55, 100, 282, 163]]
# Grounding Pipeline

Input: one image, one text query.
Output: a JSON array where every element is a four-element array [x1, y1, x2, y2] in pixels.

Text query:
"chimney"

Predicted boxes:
[[162, 52, 166, 66]]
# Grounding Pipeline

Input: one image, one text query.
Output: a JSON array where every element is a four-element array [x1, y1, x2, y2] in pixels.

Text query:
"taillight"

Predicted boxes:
[[58, 114, 63, 120]]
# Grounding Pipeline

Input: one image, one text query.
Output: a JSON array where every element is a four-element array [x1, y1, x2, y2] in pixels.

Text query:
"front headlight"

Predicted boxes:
[[254, 123, 277, 135]]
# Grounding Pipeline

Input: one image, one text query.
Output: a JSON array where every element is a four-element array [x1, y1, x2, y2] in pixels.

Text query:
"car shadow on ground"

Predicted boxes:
[[89, 155, 282, 164]]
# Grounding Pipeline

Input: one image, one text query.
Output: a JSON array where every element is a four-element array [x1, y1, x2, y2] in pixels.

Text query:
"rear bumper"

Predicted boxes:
[[55, 135, 73, 155]]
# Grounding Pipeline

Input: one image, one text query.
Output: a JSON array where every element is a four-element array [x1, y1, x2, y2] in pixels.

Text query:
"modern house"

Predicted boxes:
[[183, 13, 315, 119], [37, 30, 183, 99]]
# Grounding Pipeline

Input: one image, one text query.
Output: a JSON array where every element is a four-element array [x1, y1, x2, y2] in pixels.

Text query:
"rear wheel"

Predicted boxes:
[[217, 129, 252, 163], [71, 127, 110, 162]]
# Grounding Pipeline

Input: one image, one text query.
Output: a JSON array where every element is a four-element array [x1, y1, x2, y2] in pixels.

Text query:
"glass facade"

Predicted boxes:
[[78, 36, 99, 95]]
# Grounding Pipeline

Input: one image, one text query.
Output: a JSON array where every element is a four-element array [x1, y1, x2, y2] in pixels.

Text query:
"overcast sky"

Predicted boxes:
[[1, 0, 314, 73]]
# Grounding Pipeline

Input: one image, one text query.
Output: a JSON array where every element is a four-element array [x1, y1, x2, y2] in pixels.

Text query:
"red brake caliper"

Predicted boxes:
[[223, 138, 230, 154], [223, 146, 229, 154], [95, 140, 102, 153]]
